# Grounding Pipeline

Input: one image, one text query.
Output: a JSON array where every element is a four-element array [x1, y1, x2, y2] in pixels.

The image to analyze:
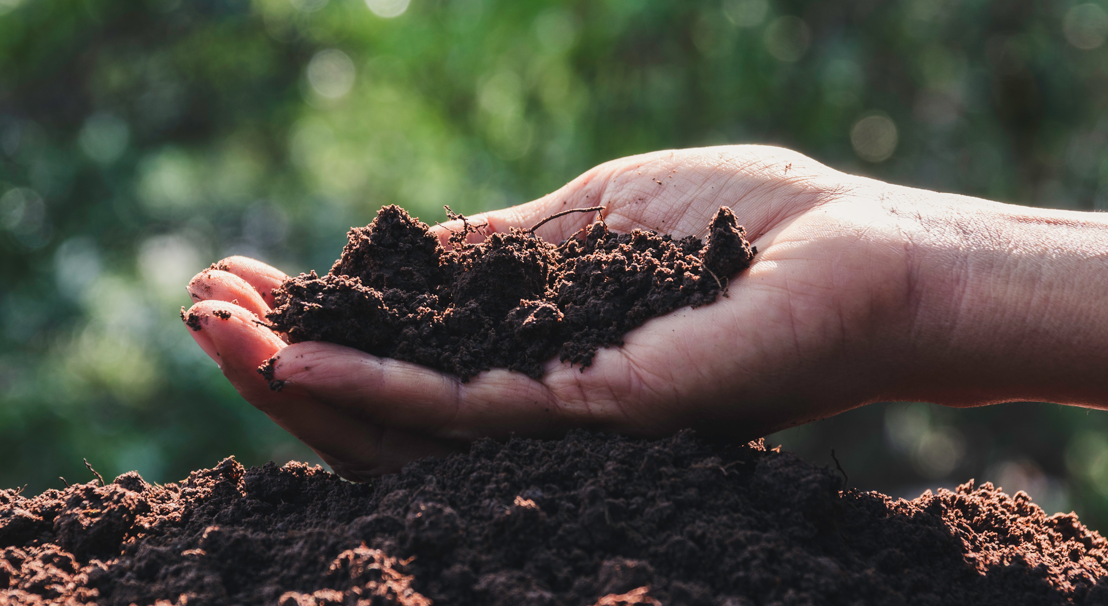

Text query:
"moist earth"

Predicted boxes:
[[266, 205, 756, 381], [3, 431, 1108, 605]]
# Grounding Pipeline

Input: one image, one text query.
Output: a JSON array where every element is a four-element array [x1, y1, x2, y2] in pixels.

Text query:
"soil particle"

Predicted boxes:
[[212, 310, 232, 320], [267, 205, 756, 381], [257, 357, 285, 392], [3, 431, 1108, 605], [180, 308, 202, 332]]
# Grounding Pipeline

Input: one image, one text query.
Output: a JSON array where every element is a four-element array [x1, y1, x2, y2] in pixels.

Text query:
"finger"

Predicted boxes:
[[181, 300, 286, 399], [187, 269, 271, 318], [266, 341, 586, 440], [181, 303, 223, 366], [210, 256, 289, 308], [182, 301, 452, 478]]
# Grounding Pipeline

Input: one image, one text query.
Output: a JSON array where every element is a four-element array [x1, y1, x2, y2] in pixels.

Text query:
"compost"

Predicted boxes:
[[266, 205, 755, 381], [3, 431, 1108, 605]]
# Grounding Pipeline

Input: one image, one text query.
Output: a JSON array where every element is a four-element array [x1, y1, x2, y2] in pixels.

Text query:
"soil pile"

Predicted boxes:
[[3, 431, 1108, 605], [266, 206, 755, 380]]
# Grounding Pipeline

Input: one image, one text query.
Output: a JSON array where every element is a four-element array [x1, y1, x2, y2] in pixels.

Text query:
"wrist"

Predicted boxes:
[[887, 187, 1108, 407]]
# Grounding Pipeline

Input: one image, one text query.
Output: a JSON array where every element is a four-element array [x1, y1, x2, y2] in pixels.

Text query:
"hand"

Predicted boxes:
[[183, 146, 921, 480], [183, 145, 1108, 480]]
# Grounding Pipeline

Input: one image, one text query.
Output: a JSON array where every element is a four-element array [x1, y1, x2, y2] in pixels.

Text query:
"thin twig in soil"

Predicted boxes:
[[442, 205, 489, 247], [525, 206, 606, 234], [715, 459, 748, 477], [84, 458, 105, 487], [831, 448, 849, 486], [704, 267, 728, 297], [59, 477, 70, 488]]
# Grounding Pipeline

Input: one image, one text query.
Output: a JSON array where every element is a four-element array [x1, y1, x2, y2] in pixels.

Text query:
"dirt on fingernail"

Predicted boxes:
[[267, 205, 755, 381], [257, 356, 285, 391], [181, 307, 203, 331]]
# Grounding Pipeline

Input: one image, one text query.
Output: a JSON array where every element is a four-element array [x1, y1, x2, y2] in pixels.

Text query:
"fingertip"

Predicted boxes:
[[184, 300, 285, 382], [181, 304, 221, 365], [429, 213, 501, 249], [187, 269, 271, 318], [186, 268, 215, 300], [213, 256, 289, 307]]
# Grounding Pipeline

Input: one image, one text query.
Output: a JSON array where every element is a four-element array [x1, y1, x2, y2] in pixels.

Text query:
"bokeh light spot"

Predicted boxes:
[[851, 114, 898, 162], [478, 69, 523, 117], [533, 8, 579, 55], [136, 148, 201, 214], [0, 0, 23, 15], [78, 112, 130, 164], [0, 187, 37, 230], [138, 233, 201, 301], [912, 427, 966, 479], [242, 201, 290, 250], [1064, 4, 1108, 50], [290, 0, 328, 13], [307, 49, 356, 99], [366, 0, 410, 19], [764, 16, 810, 62], [723, 0, 767, 27], [0, 187, 52, 250], [54, 237, 102, 301]]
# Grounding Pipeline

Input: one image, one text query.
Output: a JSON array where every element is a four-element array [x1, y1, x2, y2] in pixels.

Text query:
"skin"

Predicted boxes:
[[183, 145, 1108, 481]]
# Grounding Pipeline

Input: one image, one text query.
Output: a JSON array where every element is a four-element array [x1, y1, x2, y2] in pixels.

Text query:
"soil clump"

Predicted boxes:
[[266, 205, 756, 380], [3, 431, 1108, 605]]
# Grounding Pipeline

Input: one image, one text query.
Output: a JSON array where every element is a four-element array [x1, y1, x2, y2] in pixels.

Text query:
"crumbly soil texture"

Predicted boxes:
[[4, 432, 1108, 606], [266, 205, 756, 380]]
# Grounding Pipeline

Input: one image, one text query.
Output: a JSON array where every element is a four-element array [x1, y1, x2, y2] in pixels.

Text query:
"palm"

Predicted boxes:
[[185, 146, 911, 480]]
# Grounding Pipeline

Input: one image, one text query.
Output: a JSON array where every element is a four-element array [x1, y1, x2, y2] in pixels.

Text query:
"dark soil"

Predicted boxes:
[[266, 205, 755, 381], [4, 431, 1108, 605]]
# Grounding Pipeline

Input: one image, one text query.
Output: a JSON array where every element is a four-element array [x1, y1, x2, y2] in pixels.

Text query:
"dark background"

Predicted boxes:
[[2, 0, 1108, 528]]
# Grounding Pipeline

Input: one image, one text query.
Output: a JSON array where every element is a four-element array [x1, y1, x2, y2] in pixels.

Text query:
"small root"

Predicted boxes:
[[443, 205, 488, 248], [84, 458, 105, 487], [704, 267, 728, 297], [525, 206, 606, 235], [831, 448, 849, 486]]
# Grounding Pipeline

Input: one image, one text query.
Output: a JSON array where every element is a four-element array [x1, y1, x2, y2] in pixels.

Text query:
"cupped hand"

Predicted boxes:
[[183, 146, 921, 481]]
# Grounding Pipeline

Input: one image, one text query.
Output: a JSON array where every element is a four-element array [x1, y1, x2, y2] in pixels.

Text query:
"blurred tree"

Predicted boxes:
[[1, 0, 1107, 528]]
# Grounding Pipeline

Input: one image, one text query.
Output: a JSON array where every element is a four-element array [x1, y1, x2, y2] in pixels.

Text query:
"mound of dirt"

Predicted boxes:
[[3, 431, 1107, 605], [266, 205, 755, 381]]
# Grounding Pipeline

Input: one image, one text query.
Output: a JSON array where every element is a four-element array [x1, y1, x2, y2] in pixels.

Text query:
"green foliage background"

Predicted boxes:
[[3, 0, 1108, 528]]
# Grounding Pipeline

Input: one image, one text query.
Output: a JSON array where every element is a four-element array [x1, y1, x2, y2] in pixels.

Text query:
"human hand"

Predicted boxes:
[[183, 146, 917, 479], [183, 145, 1108, 480]]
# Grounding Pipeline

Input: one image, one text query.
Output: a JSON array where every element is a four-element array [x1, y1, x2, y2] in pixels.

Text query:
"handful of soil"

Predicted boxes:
[[267, 205, 755, 381]]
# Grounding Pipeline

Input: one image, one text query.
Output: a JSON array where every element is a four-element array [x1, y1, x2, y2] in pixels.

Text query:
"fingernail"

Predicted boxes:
[[186, 269, 213, 301]]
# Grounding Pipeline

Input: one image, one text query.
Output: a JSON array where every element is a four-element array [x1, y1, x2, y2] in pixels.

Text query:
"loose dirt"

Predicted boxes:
[[266, 205, 755, 381], [3, 431, 1107, 605]]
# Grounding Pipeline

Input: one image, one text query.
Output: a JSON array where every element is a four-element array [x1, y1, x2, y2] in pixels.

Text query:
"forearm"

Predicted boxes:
[[884, 188, 1108, 408]]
